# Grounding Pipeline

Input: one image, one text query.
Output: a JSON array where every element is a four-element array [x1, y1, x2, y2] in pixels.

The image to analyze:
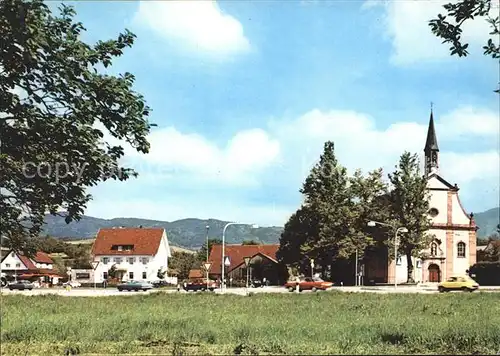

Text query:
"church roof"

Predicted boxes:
[[427, 173, 458, 191], [424, 111, 439, 152]]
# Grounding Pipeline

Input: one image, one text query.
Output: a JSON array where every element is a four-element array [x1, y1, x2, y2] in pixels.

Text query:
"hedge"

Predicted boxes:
[[468, 262, 500, 286]]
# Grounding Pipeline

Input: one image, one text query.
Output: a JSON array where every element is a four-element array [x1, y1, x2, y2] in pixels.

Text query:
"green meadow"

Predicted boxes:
[[1, 292, 499, 355]]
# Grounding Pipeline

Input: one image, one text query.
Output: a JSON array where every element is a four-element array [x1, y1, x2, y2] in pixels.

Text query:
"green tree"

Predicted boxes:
[[347, 168, 391, 259], [242, 240, 261, 245], [169, 251, 198, 281], [0, 0, 153, 251], [197, 238, 222, 262], [388, 152, 433, 283], [429, 0, 499, 93], [277, 204, 319, 273]]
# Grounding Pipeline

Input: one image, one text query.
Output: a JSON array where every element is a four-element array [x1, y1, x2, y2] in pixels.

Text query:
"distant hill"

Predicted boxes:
[[42, 215, 284, 249], [474, 207, 500, 238], [41, 206, 498, 249]]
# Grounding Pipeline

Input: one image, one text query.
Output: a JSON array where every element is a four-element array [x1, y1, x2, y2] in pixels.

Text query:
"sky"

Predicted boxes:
[[56, 0, 499, 227]]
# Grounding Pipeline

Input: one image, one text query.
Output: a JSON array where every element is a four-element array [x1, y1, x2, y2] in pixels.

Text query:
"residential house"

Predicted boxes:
[[207, 244, 285, 285], [91, 227, 174, 284], [0, 250, 62, 285]]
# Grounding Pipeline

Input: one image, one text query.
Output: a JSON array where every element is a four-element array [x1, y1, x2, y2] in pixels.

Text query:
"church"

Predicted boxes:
[[365, 111, 478, 284]]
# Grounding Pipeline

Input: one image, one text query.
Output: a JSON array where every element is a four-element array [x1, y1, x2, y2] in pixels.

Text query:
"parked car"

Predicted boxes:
[[117, 281, 153, 292], [183, 279, 218, 292], [63, 281, 82, 288], [438, 276, 479, 293], [284, 276, 333, 292], [151, 280, 171, 288], [8, 280, 35, 291]]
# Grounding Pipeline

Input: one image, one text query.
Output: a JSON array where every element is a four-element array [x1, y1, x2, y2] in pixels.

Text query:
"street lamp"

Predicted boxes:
[[221, 223, 259, 293], [205, 225, 210, 288], [367, 220, 408, 289]]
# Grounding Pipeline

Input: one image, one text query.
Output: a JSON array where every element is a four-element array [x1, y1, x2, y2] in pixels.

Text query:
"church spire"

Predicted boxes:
[[424, 106, 439, 175]]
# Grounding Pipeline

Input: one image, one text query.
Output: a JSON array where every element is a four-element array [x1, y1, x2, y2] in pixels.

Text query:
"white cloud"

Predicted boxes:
[[364, 0, 500, 65], [97, 124, 280, 187], [90, 105, 498, 226], [438, 106, 500, 138], [134, 0, 250, 57], [271, 107, 499, 185]]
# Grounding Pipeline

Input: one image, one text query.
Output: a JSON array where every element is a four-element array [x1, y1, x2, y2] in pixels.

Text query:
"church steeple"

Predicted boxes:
[[424, 107, 439, 176]]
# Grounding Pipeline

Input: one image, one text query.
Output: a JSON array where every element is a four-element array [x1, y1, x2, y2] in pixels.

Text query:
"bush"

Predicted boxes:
[[469, 262, 500, 285]]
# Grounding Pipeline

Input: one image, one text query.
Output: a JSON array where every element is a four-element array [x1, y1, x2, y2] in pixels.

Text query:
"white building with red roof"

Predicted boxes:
[[91, 227, 172, 283], [1, 250, 61, 284]]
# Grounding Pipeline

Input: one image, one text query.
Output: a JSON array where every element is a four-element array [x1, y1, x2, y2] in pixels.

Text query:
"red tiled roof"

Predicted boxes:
[[18, 255, 36, 270], [91, 228, 165, 256], [1, 250, 53, 269], [188, 269, 204, 279], [208, 244, 280, 275], [32, 251, 54, 264]]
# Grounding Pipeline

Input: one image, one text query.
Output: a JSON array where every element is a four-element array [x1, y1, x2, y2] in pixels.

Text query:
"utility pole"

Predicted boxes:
[[205, 225, 210, 289], [355, 249, 358, 286]]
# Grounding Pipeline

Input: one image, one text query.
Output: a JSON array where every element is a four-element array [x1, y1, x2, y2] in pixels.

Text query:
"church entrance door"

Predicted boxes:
[[428, 264, 441, 282]]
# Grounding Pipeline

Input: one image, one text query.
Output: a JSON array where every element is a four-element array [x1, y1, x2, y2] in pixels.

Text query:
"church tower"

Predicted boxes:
[[424, 109, 439, 176]]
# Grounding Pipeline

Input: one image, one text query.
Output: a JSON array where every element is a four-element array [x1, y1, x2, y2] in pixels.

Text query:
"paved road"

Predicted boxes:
[[2, 285, 499, 297]]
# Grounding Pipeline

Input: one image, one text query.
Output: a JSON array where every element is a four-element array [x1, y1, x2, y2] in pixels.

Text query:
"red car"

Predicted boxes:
[[285, 277, 333, 292]]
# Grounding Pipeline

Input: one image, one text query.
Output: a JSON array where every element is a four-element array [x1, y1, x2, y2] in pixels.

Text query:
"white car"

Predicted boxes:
[[63, 281, 81, 288]]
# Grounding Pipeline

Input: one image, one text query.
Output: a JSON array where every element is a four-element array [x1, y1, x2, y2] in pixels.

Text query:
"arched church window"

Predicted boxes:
[[457, 242, 466, 258], [430, 242, 438, 257]]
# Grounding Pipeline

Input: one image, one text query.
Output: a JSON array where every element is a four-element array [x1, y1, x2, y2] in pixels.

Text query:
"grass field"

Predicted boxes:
[[1, 292, 499, 355]]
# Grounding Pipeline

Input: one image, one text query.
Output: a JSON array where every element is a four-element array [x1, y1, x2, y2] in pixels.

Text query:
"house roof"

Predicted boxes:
[[91, 228, 165, 256], [1, 250, 54, 269], [188, 269, 204, 279], [208, 244, 280, 275], [32, 251, 54, 264]]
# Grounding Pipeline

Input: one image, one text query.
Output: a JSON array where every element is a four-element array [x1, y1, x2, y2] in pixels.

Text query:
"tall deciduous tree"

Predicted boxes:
[[389, 152, 432, 283], [429, 0, 499, 93], [0, 0, 152, 252], [300, 141, 353, 261], [277, 204, 319, 272], [169, 251, 198, 281], [348, 168, 392, 256]]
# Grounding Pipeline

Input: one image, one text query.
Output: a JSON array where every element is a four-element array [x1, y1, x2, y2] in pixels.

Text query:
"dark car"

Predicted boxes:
[[183, 279, 218, 292], [117, 281, 153, 292], [8, 280, 34, 291]]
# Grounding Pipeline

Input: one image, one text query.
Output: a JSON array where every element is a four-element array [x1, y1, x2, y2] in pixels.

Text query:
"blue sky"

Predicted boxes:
[[57, 0, 499, 226]]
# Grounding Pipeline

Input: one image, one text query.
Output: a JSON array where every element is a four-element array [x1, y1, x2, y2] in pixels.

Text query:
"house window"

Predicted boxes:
[[5, 263, 10, 268], [457, 242, 466, 258], [128, 258, 135, 264], [430, 243, 438, 257], [103, 272, 108, 280], [142, 258, 149, 265], [114, 257, 122, 264], [396, 255, 402, 265], [129, 272, 134, 280], [142, 272, 147, 279], [416, 260, 422, 268], [118, 246, 123, 251], [11, 253, 15, 257], [15, 263, 20, 268], [102, 257, 109, 265]]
